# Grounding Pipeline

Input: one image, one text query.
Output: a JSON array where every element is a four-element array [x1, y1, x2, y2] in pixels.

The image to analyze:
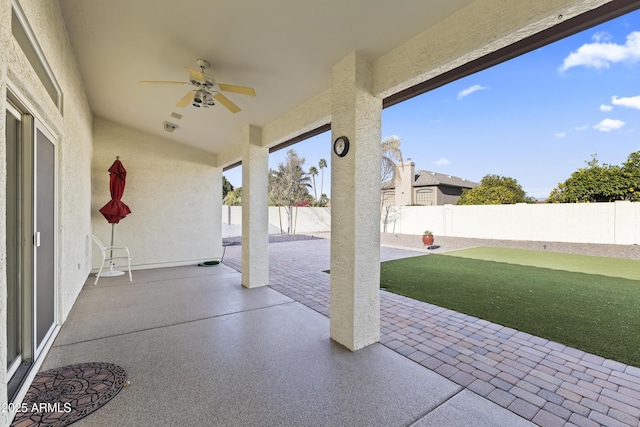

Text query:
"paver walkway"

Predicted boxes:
[[223, 238, 640, 427]]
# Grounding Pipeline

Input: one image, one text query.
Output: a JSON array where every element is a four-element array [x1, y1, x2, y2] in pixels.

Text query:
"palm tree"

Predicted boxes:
[[381, 135, 403, 184], [269, 150, 312, 233], [318, 158, 327, 198], [309, 166, 319, 201]]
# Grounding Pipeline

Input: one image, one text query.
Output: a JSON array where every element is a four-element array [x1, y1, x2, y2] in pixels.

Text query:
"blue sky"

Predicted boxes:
[[225, 9, 640, 200]]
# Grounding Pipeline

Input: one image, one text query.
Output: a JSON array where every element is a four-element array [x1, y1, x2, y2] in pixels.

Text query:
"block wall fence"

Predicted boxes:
[[222, 201, 640, 245]]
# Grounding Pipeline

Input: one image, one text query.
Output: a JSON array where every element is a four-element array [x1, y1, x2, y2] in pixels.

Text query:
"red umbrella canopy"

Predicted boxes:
[[99, 159, 131, 224]]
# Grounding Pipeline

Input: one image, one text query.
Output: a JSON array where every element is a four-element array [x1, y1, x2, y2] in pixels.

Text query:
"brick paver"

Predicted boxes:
[[223, 239, 640, 427]]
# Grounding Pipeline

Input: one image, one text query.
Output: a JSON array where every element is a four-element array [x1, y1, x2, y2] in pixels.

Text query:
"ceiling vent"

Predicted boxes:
[[163, 121, 177, 133]]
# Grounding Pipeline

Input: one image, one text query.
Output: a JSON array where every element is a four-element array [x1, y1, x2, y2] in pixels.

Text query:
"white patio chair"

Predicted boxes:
[[92, 235, 132, 285]]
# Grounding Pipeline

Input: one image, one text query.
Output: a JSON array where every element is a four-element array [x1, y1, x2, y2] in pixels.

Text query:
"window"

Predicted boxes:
[[416, 189, 434, 206], [382, 191, 395, 207], [12, 1, 63, 112]]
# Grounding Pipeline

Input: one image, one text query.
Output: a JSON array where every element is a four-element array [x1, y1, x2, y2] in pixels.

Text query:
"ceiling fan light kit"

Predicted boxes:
[[140, 59, 256, 113], [192, 89, 215, 108]]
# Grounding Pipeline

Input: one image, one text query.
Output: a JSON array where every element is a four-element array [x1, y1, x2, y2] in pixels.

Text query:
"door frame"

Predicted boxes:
[[5, 102, 23, 381], [5, 86, 60, 403]]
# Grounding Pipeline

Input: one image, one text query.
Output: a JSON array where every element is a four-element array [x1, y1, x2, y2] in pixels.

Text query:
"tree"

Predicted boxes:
[[547, 154, 626, 203], [269, 150, 312, 233], [222, 175, 234, 199], [314, 193, 329, 207], [381, 205, 401, 232], [309, 166, 319, 201], [223, 187, 242, 206], [381, 135, 404, 184], [318, 158, 327, 199], [621, 151, 640, 202], [457, 174, 535, 205]]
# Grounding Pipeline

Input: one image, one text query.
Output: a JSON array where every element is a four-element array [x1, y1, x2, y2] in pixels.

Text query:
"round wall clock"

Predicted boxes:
[[333, 136, 350, 157]]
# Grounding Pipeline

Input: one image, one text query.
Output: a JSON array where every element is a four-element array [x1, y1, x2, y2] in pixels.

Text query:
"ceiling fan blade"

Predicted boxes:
[[213, 93, 241, 113], [140, 80, 188, 85], [186, 67, 206, 83], [176, 92, 194, 107], [217, 84, 256, 96]]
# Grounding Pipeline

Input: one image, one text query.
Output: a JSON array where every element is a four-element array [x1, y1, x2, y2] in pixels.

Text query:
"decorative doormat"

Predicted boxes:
[[10, 362, 127, 427]]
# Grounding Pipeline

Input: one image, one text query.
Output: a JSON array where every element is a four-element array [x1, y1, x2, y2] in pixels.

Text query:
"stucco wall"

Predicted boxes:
[[4, 0, 94, 320], [92, 118, 222, 270], [1, 0, 93, 424]]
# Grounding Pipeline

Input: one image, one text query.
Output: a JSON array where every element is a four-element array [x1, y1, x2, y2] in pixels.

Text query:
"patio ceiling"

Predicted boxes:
[[58, 0, 474, 162]]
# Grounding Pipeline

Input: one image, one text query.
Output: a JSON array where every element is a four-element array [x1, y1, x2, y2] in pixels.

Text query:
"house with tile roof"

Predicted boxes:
[[382, 160, 477, 206]]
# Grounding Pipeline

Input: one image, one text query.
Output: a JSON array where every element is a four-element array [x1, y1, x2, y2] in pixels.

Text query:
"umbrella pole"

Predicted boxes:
[[109, 223, 115, 270]]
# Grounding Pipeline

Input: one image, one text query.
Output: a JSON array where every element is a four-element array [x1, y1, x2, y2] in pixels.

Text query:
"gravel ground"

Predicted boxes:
[[223, 233, 323, 246], [225, 232, 640, 260], [380, 233, 640, 260]]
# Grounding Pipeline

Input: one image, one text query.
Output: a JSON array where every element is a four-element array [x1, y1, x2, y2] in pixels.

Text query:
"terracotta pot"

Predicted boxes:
[[422, 235, 434, 246]]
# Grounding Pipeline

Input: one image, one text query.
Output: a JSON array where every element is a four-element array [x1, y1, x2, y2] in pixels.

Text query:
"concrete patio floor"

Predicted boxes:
[[38, 249, 532, 426], [38, 236, 640, 426]]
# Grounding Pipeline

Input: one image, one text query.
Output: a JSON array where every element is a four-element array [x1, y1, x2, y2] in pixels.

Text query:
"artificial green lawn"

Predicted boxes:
[[380, 253, 640, 367], [442, 246, 640, 281]]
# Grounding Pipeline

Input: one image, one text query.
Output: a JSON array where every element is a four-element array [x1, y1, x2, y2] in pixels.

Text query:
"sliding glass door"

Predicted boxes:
[[5, 99, 57, 400], [34, 126, 56, 353]]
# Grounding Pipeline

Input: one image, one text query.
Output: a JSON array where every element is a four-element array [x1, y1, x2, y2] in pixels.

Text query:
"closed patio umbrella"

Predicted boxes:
[[100, 157, 131, 224], [98, 157, 131, 277]]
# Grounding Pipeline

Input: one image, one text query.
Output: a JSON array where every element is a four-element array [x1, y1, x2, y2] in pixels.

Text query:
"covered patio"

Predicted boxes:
[[2, 1, 640, 426]]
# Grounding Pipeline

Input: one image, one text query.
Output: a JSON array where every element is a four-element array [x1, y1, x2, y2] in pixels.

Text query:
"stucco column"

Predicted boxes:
[[211, 166, 224, 260], [241, 125, 269, 288], [330, 51, 381, 351]]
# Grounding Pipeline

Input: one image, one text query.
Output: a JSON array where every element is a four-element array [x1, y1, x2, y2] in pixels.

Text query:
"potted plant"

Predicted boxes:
[[422, 230, 434, 247]]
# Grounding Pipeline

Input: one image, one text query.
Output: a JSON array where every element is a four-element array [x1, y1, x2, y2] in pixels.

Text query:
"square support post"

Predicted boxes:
[[330, 51, 382, 351], [241, 125, 269, 288]]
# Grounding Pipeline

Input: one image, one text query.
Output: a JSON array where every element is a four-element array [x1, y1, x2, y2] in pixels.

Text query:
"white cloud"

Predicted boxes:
[[592, 31, 613, 43], [600, 104, 613, 111], [555, 132, 566, 139], [574, 125, 589, 131], [593, 118, 625, 132], [457, 85, 487, 100], [612, 95, 640, 110], [559, 31, 640, 72], [434, 158, 451, 166]]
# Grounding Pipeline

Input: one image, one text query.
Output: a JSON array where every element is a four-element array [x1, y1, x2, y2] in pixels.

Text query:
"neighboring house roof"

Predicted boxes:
[[413, 170, 477, 189], [382, 170, 477, 190]]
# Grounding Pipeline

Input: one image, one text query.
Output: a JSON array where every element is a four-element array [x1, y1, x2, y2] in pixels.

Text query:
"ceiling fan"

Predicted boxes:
[[140, 59, 256, 113]]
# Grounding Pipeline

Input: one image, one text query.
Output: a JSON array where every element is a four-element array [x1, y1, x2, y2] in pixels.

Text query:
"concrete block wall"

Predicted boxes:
[[223, 202, 640, 245], [222, 206, 331, 237]]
